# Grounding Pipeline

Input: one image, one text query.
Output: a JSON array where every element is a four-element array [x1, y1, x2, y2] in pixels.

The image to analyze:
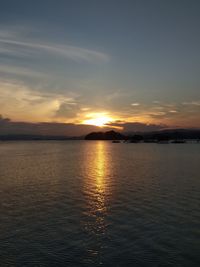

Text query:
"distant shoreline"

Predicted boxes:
[[0, 128, 200, 142]]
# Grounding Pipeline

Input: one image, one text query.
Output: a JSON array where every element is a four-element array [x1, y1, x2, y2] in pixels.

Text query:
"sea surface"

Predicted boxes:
[[0, 141, 200, 267]]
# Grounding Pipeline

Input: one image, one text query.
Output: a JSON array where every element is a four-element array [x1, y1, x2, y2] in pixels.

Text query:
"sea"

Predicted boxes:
[[0, 141, 199, 267]]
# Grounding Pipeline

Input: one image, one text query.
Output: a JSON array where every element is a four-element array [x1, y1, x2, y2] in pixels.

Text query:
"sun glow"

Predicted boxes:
[[83, 113, 113, 127]]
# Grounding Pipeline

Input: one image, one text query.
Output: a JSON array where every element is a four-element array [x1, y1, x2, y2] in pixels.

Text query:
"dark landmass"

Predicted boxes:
[[85, 129, 200, 142], [142, 129, 200, 141], [0, 129, 200, 142], [85, 130, 125, 140], [0, 134, 83, 141]]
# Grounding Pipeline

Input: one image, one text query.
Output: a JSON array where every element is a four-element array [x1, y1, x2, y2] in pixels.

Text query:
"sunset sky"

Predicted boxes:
[[0, 0, 200, 135]]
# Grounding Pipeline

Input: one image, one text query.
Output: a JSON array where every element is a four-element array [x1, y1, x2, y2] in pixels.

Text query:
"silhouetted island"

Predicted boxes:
[[85, 130, 125, 140], [85, 129, 200, 142], [0, 129, 200, 142]]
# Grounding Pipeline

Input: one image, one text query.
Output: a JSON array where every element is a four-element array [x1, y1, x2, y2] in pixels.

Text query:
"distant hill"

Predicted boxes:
[[85, 130, 125, 140], [0, 134, 83, 141], [141, 129, 200, 141], [85, 129, 200, 141], [0, 129, 199, 141]]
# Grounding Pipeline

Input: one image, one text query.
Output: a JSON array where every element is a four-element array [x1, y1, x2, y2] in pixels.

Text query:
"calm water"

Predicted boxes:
[[0, 141, 200, 267]]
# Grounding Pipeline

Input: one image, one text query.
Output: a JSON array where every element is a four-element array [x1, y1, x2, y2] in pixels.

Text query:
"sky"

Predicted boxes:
[[0, 0, 200, 135]]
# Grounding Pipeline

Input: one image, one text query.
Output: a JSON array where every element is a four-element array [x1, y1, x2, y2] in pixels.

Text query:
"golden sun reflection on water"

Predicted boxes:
[[83, 141, 111, 239], [82, 141, 113, 263], [96, 142, 106, 197]]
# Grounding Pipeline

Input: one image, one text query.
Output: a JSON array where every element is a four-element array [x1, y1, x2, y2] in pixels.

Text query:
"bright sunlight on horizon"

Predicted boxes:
[[82, 113, 114, 127]]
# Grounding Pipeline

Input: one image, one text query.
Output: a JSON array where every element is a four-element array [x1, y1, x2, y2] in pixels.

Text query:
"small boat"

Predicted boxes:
[[112, 140, 120, 143], [157, 140, 170, 144], [171, 140, 186, 144]]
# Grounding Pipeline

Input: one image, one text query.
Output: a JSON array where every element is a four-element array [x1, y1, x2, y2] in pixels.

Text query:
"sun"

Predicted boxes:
[[83, 113, 113, 127], [85, 116, 110, 127]]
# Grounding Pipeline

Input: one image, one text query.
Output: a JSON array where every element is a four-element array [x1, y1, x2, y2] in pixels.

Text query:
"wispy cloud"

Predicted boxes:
[[0, 64, 46, 78], [169, 110, 178, 113], [182, 101, 200, 106], [0, 30, 109, 63], [131, 103, 140, 106], [107, 122, 166, 132], [0, 79, 79, 122]]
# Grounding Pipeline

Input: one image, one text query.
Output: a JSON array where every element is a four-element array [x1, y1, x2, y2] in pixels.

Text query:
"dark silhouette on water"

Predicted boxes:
[[85, 129, 200, 143], [0, 129, 200, 142], [129, 134, 143, 143], [85, 130, 125, 140]]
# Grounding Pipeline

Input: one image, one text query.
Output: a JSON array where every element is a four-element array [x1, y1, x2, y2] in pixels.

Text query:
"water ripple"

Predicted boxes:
[[0, 141, 200, 266]]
